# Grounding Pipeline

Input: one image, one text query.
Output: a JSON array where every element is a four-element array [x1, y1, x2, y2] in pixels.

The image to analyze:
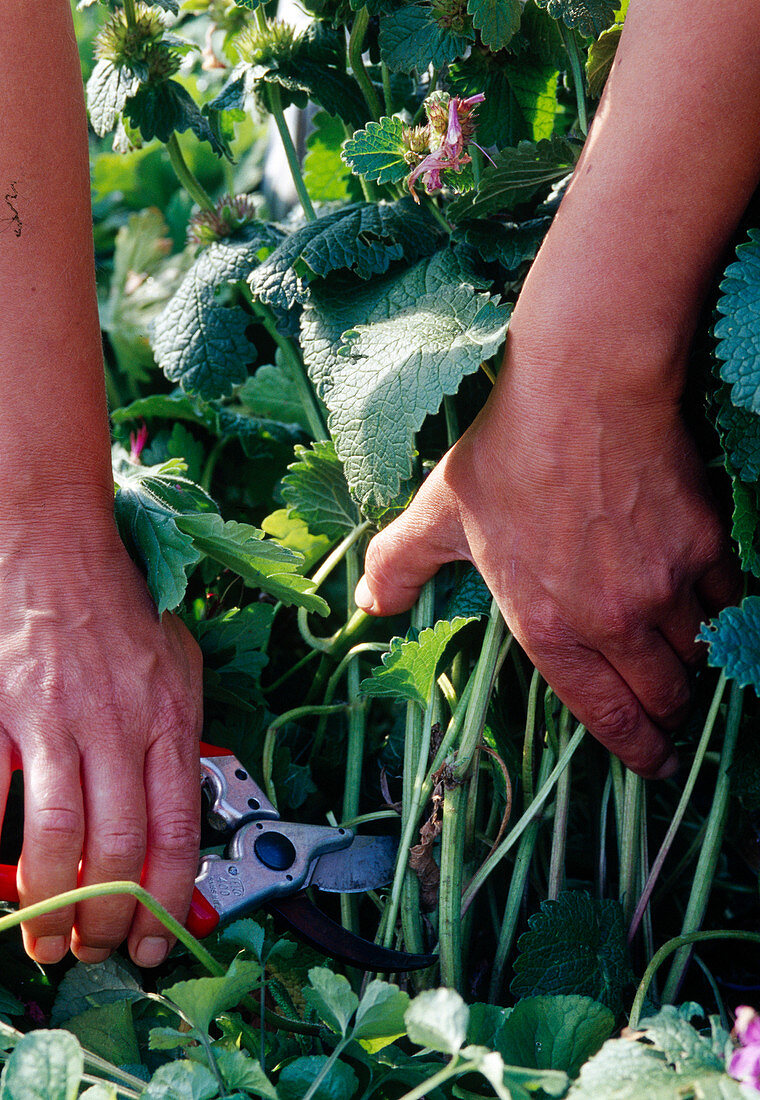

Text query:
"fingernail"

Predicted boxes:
[[134, 937, 169, 968], [354, 575, 376, 612], [75, 947, 111, 964], [33, 936, 67, 964], [653, 752, 679, 780]]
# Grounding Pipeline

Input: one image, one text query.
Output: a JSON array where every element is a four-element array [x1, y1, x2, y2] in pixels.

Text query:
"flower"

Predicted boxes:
[[406, 92, 485, 201], [129, 422, 149, 464], [729, 1006, 760, 1091]]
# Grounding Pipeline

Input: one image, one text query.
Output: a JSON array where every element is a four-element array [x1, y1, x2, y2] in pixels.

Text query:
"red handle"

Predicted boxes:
[[199, 741, 234, 758], [186, 888, 220, 937], [0, 864, 19, 904]]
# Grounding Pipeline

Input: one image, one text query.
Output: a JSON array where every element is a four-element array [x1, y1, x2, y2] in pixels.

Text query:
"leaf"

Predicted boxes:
[[250, 200, 445, 312], [452, 217, 551, 270], [467, 0, 522, 50], [62, 1001, 140, 1067], [534, 0, 619, 37], [86, 58, 142, 137], [716, 398, 760, 483], [449, 48, 560, 148], [448, 136, 578, 221], [379, 4, 474, 72], [236, 363, 314, 435], [304, 111, 363, 203], [280, 441, 360, 541], [444, 567, 493, 620], [260, 509, 333, 571], [142, 1061, 218, 1100], [731, 478, 760, 577], [714, 229, 760, 414], [510, 891, 633, 1013], [496, 995, 614, 1078], [0, 1031, 83, 1100], [162, 957, 262, 1035], [303, 968, 359, 1037], [405, 988, 469, 1054], [80, 1087, 118, 1100], [586, 23, 622, 97], [277, 1057, 358, 1100], [50, 958, 143, 1027], [125, 79, 224, 154], [361, 617, 477, 708], [341, 119, 409, 185], [0, 990, 22, 1020], [215, 1050, 278, 1097], [301, 252, 509, 508], [152, 223, 282, 402], [353, 981, 411, 1049], [192, 603, 275, 707], [699, 596, 760, 692]]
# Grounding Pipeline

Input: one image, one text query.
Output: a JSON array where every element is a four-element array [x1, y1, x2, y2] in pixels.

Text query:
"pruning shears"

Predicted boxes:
[[0, 742, 435, 973]]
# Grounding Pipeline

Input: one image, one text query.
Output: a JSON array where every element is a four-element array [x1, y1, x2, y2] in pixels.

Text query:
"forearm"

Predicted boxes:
[[0, 1, 112, 515], [511, 0, 760, 399]]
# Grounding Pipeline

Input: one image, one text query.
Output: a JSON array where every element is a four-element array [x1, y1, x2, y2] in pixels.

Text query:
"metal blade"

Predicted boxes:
[[308, 834, 397, 893]]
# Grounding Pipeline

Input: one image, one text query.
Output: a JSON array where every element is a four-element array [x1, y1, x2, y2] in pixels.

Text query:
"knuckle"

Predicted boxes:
[[691, 523, 725, 573], [521, 602, 568, 656], [30, 806, 83, 853], [150, 811, 201, 861], [587, 697, 641, 748], [596, 600, 640, 645], [646, 678, 691, 723], [96, 824, 146, 868], [152, 691, 198, 738]]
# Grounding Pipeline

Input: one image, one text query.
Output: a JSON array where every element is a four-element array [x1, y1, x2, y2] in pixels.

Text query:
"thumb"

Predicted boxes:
[[355, 469, 469, 616]]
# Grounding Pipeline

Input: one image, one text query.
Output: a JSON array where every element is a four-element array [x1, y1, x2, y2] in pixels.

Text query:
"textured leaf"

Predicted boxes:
[[125, 79, 224, 153], [449, 49, 560, 148], [62, 1001, 140, 1067], [586, 23, 622, 97], [511, 892, 633, 1012], [193, 603, 274, 707], [236, 362, 313, 435], [496, 995, 614, 1078], [699, 596, 760, 692], [281, 441, 360, 540], [341, 118, 409, 185], [453, 216, 551, 269], [152, 223, 282, 401], [303, 968, 359, 1037], [251, 200, 444, 312], [534, 0, 619, 37], [449, 136, 578, 221], [444, 568, 493, 620], [716, 398, 760, 483], [87, 58, 142, 137], [50, 959, 142, 1027], [361, 617, 477, 707], [467, 0, 522, 51], [405, 988, 469, 1054], [277, 1057, 358, 1100], [301, 252, 509, 508], [163, 958, 262, 1035], [731, 478, 760, 577], [379, 4, 474, 73], [304, 111, 363, 202], [142, 1061, 218, 1100], [714, 229, 760, 413], [0, 1031, 83, 1100]]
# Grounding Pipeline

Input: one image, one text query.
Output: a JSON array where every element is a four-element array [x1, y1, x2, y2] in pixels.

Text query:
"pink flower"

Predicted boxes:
[[129, 421, 148, 463], [406, 92, 485, 201], [730, 1006, 760, 1091]]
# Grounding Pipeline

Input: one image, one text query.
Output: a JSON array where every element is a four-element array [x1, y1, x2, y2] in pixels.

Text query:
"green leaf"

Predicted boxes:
[[0, 989, 22, 1020], [303, 968, 359, 1037], [281, 441, 360, 541], [444, 567, 492, 620], [341, 119, 409, 185], [86, 58, 141, 137], [277, 1057, 358, 1100], [0, 1031, 83, 1100], [496, 995, 614, 1078], [163, 957, 262, 1035], [379, 4, 474, 72], [50, 959, 143, 1027], [174, 513, 329, 614], [586, 23, 622, 97], [304, 111, 363, 202], [192, 603, 275, 707], [452, 217, 551, 270], [353, 980, 411, 1048], [152, 224, 282, 402], [361, 617, 477, 708], [534, 0, 619, 37], [467, 1002, 509, 1048], [699, 596, 760, 691], [449, 49, 560, 148], [236, 363, 314, 435], [731, 477, 760, 577], [716, 398, 760, 482], [142, 1061, 218, 1100], [715, 229, 760, 414], [301, 252, 509, 508], [125, 79, 224, 154], [80, 1086, 118, 1100], [511, 892, 633, 1013], [260, 509, 333, 570], [216, 1050, 278, 1097], [405, 988, 469, 1054], [449, 136, 578, 221], [250, 200, 445, 312], [467, 0, 522, 50], [62, 1001, 140, 1067]]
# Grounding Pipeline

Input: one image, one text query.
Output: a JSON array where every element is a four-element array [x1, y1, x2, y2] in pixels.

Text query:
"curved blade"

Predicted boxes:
[[269, 893, 436, 972], [309, 835, 397, 893]]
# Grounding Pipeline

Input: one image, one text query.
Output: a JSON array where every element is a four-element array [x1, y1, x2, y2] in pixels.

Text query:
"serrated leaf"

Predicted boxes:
[[304, 111, 363, 202], [142, 1061, 218, 1100], [586, 23, 622, 97], [63, 1001, 140, 1067], [277, 1056, 358, 1100], [379, 3, 474, 72], [496, 995, 614, 1078], [192, 603, 274, 708], [251, 200, 445, 312], [281, 441, 360, 540], [0, 1031, 83, 1100], [361, 617, 477, 707], [715, 230, 760, 414], [445, 566, 493, 620], [511, 892, 633, 1012], [716, 398, 760, 482], [86, 59, 142, 137], [699, 596, 760, 691], [534, 0, 619, 37], [303, 968, 359, 1037], [125, 79, 224, 154], [152, 224, 282, 401], [301, 252, 509, 508], [731, 477, 760, 577], [163, 957, 262, 1035], [215, 1050, 277, 1097], [260, 509, 333, 570], [449, 49, 560, 148], [467, 0, 522, 50], [341, 119, 409, 185], [453, 216, 551, 269], [50, 959, 143, 1027], [237, 363, 314, 435], [449, 136, 578, 221], [405, 988, 469, 1054]]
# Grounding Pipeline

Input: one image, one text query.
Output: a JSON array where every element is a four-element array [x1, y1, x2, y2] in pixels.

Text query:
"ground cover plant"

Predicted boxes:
[[3, 0, 760, 1095]]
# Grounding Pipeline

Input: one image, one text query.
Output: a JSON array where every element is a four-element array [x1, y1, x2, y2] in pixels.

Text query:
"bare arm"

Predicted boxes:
[[356, 0, 758, 776], [0, 0, 203, 967]]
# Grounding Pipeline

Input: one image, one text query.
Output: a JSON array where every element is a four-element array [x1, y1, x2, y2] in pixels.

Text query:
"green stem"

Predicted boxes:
[[424, 196, 451, 234], [522, 668, 542, 806], [297, 523, 372, 651], [82, 1053, 147, 1094], [123, 0, 137, 27], [263, 646, 321, 694], [609, 756, 625, 861], [618, 769, 643, 921], [303, 1036, 351, 1100], [262, 704, 349, 807], [558, 22, 589, 135], [341, 549, 365, 941], [547, 706, 572, 899], [662, 678, 743, 1003], [443, 395, 459, 447], [267, 84, 316, 220], [630, 929, 760, 1028], [453, 601, 505, 780], [381, 61, 393, 115], [439, 781, 467, 990], [348, 8, 382, 121], [200, 438, 227, 493], [166, 134, 215, 213], [314, 642, 389, 750]]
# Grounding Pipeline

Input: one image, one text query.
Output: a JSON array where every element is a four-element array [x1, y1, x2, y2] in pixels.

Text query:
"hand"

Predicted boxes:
[[355, 333, 741, 778], [0, 513, 203, 967]]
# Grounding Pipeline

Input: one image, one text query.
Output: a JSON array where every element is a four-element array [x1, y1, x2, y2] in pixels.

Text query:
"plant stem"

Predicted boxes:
[[618, 769, 643, 922], [662, 678, 743, 1003], [341, 548, 366, 941], [348, 8, 382, 121], [381, 61, 393, 115], [558, 22, 589, 135], [200, 437, 227, 493], [262, 703, 349, 806], [267, 84, 317, 220], [439, 780, 467, 990], [297, 522, 372, 650], [397, 1057, 482, 1100], [123, 0, 137, 27], [547, 706, 572, 899], [522, 668, 542, 806], [303, 1036, 351, 1100], [263, 646, 321, 694], [453, 601, 505, 780], [166, 134, 215, 212]]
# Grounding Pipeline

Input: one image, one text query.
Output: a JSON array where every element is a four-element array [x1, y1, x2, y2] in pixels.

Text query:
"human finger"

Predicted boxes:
[[71, 743, 147, 963], [603, 627, 692, 732], [659, 588, 709, 667], [17, 739, 83, 964], [697, 551, 744, 616], [128, 730, 201, 968]]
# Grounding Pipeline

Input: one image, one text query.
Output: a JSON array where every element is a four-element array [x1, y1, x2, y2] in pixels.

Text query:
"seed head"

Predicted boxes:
[[233, 18, 300, 67], [95, 4, 165, 66], [187, 193, 261, 245]]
